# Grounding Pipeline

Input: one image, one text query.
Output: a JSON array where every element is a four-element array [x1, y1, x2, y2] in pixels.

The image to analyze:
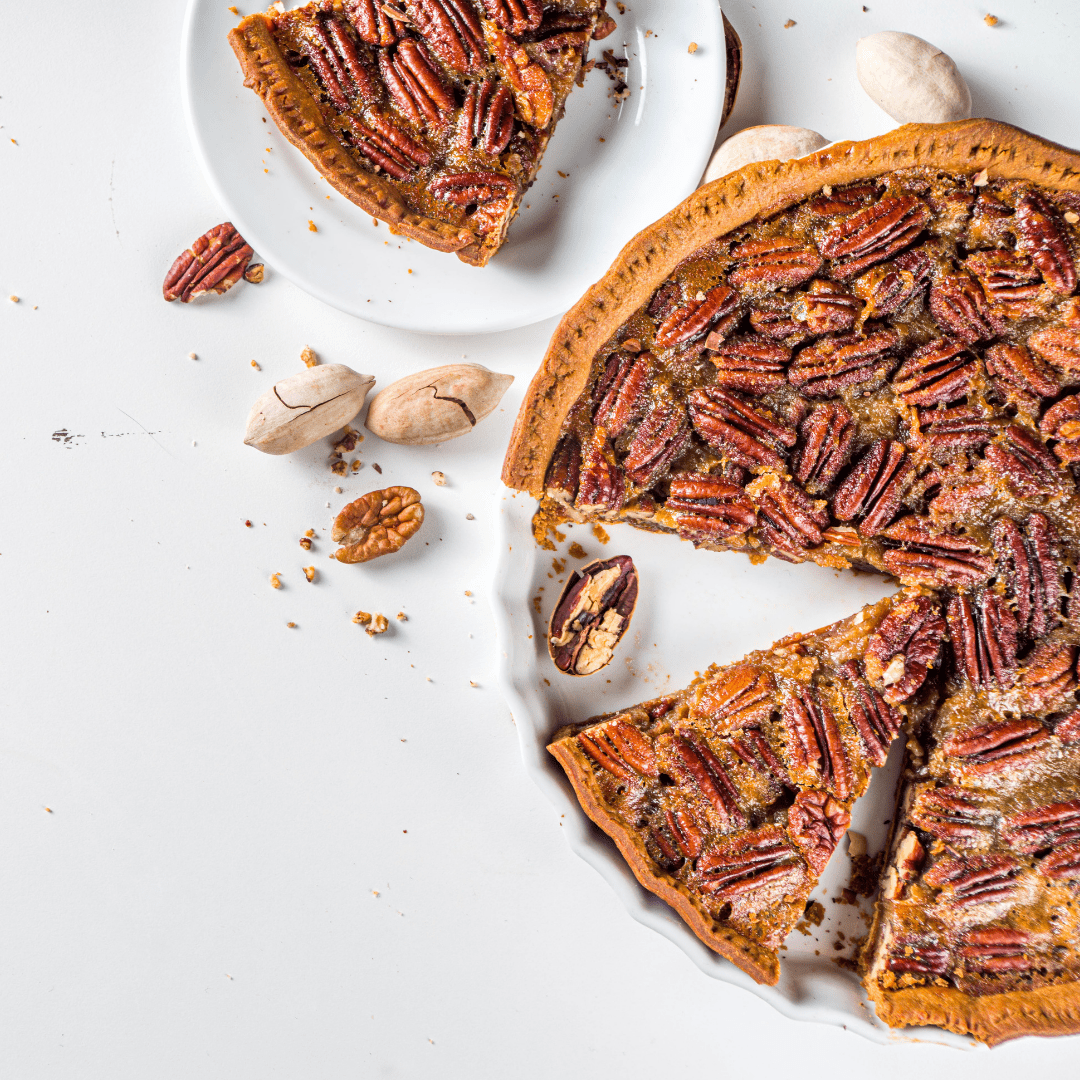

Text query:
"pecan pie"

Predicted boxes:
[[504, 120, 1080, 1041], [228, 0, 606, 265]]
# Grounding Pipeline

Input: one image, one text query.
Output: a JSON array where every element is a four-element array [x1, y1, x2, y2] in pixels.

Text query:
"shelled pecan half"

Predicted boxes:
[[928, 271, 1003, 344], [992, 513, 1063, 639], [687, 388, 797, 471], [691, 666, 776, 733], [710, 337, 790, 394], [793, 402, 855, 493], [984, 341, 1059, 402], [787, 328, 900, 396], [947, 592, 1019, 689], [1040, 395, 1080, 462], [788, 789, 850, 874], [728, 237, 823, 291], [1015, 192, 1078, 295], [984, 425, 1062, 498], [655, 285, 739, 348], [621, 400, 692, 489], [379, 39, 455, 127], [458, 78, 515, 156], [163, 222, 253, 303], [665, 473, 757, 542], [576, 433, 625, 513], [909, 785, 993, 844], [881, 516, 993, 588], [891, 338, 979, 406], [924, 854, 1022, 908], [790, 279, 863, 335], [406, 0, 485, 73], [344, 0, 399, 45], [781, 685, 852, 799], [956, 927, 1032, 975], [480, 0, 544, 35], [593, 351, 650, 436], [1002, 797, 1080, 852], [696, 827, 804, 901], [831, 438, 912, 538], [578, 715, 657, 778], [1028, 327, 1080, 375], [839, 659, 901, 766], [863, 593, 944, 704], [332, 486, 424, 562], [752, 477, 829, 561], [942, 718, 1051, 775], [673, 733, 746, 827], [820, 195, 930, 279]]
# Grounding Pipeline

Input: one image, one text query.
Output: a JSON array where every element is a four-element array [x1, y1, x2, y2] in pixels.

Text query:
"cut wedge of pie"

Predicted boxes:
[[228, 0, 607, 266], [506, 119, 1080, 1041]]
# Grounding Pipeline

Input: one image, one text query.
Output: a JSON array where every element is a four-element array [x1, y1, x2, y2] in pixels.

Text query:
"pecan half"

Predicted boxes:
[[909, 785, 993, 843], [379, 40, 455, 127], [924, 853, 1022, 908], [593, 351, 650, 436], [163, 222, 253, 303], [549, 555, 639, 676], [942, 717, 1050, 775], [781, 686, 852, 799], [710, 336, 790, 394], [654, 285, 739, 348], [1039, 840, 1080, 880], [851, 245, 933, 320], [891, 338, 979, 406], [793, 402, 855, 494], [809, 183, 876, 217], [621, 400, 692, 488], [457, 78, 515, 156], [728, 237, 823, 291], [480, 0, 543, 35], [1018, 641, 1078, 713], [790, 279, 863, 335], [730, 728, 788, 782], [1028, 326, 1080, 375], [665, 473, 757, 542], [696, 826, 804, 900], [885, 939, 949, 976], [928, 271, 1003, 345], [673, 733, 745, 827], [883, 830, 925, 899], [839, 659, 902, 766], [984, 425, 1062, 498], [831, 438, 912, 538], [787, 328, 901, 397], [956, 928, 1032, 975], [331, 486, 424, 562], [819, 195, 931, 279], [1015, 192, 1078, 295], [1040, 395, 1080, 462], [429, 171, 517, 205], [1002, 797, 1080, 853], [687, 388, 797, 471], [915, 404, 997, 453], [881, 516, 993, 588], [484, 22, 554, 128], [947, 592, 1019, 689], [576, 433, 625, 513], [406, 0, 485, 73], [864, 593, 944, 704], [788, 789, 851, 875], [753, 478, 829, 562], [984, 341, 1059, 402], [993, 513, 1063, 639], [578, 715, 657, 779], [342, 111, 432, 179], [304, 14, 379, 109], [544, 435, 580, 506], [692, 666, 776, 733], [344, 0, 399, 45], [965, 248, 1045, 320]]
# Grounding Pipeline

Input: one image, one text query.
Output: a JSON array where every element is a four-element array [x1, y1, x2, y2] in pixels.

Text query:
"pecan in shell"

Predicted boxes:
[[947, 591, 1019, 689], [753, 477, 830, 562], [665, 473, 757, 542], [781, 686, 852, 799], [942, 717, 1050, 775], [787, 328, 901, 397], [379, 40, 455, 127], [1040, 394, 1080, 462], [673, 733, 745, 827], [621, 400, 692, 489], [891, 338, 979, 406], [728, 237, 823, 291], [710, 336, 791, 394], [654, 285, 739, 348], [992, 513, 1064, 639], [831, 438, 912, 539], [863, 593, 944, 704], [839, 659, 902, 766], [406, 0, 485, 73], [332, 486, 424, 562], [578, 716, 657, 779], [593, 351, 650, 436], [881, 516, 993, 588], [696, 826, 804, 901], [819, 195, 930, 279], [928, 271, 1003, 345], [458, 77, 515, 156], [984, 341, 1059, 403], [1002, 797, 1080, 853], [687, 388, 797, 472], [479, 0, 544, 36], [1015, 192, 1078, 295], [163, 222, 253, 303], [984, 425, 1062, 498], [793, 402, 855, 494], [788, 789, 851, 875], [909, 785, 993, 844], [790, 279, 863, 335]]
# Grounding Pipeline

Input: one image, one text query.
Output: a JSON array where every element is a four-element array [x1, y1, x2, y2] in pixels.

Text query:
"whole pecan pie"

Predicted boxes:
[[228, 0, 606, 265], [503, 119, 1080, 1043]]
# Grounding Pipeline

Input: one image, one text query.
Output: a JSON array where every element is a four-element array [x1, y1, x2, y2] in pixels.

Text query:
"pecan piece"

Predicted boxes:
[[730, 728, 788, 782], [984, 425, 1062, 498], [820, 195, 931, 279], [851, 245, 933, 320], [1040, 395, 1080, 462], [885, 939, 949, 977], [331, 486, 424, 562], [793, 402, 855, 494], [881, 516, 993, 588], [787, 328, 901, 397], [1039, 841, 1080, 880], [1015, 192, 1078, 295], [480, 0, 543, 35], [891, 338, 979, 406], [654, 285, 739, 348], [984, 341, 1059, 403], [809, 183, 876, 217], [544, 435, 580, 506], [1018, 641, 1077, 713], [406, 0, 485, 73], [576, 434, 625, 513], [342, 111, 432, 179], [687, 388, 797, 472], [578, 715, 657, 779], [831, 439, 912, 538], [942, 718, 1050, 775], [781, 686, 852, 799], [915, 404, 997, 453], [344, 0, 398, 44], [752, 477, 829, 561], [864, 593, 944, 704], [163, 222, 253, 303], [1002, 797, 1080, 853], [909, 785, 992, 844], [1028, 326, 1080, 375], [790, 279, 863, 335], [692, 666, 776, 732], [1057, 707, 1080, 744], [993, 513, 1063, 638], [429, 171, 517, 205], [710, 336, 790, 394], [673, 733, 745, 827], [484, 22, 554, 127], [379, 40, 455, 127], [839, 659, 901, 766], [549, 556, 638, 676], [621, 400, 692, 488], [665, 473, 757, 542], [924, 853, 1022, 908], [593, 351, 650, 436], [947, 592, 1019, 689], [965, 248, 1045, 320], [646, 281, 680, 322], [696, 827, 804, 900], [664, 804, 707, 860], [457, 78, 514, 156], [882, 830, 925, 899], [788, 790, 850, 875], [928, 271, 1003, 345], [728, 238, 823, 291], [956, 928, 1032, 975]]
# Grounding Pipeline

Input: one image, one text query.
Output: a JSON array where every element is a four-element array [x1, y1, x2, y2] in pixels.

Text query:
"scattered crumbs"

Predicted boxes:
[[305, 528, 316, 538], [1065, 211, 1080, 224], [353, 610, 372, 626], [396, 612, 407, 622], [308, 220, 318, 232], [591, 523, 610, 544], [303, 566, 316, 583], [469, 680, 477, 687], [44, 807, 53, 813], [783, 18, 796, 28], [228, 4, 238, 12], [250, 360, 260, 370], [532, 595, 542, 614], [351, 459, 361, 472], [687, 41, 697, 53], [425, 676, 432, 682], [973, 168, 989, 187], [431, 470, 446, 486], [188, 351, 198, 360], [557, 170, 568, 178], [334, 485, 343, 494], [372, 889, 380, 897], [8, 295, 19, 303], [568, 541, 588, 559], [300, 536, 312, 550], [372, 217, 379, 227], [301, 344, 319, 367], [552, 558, 566, 574], [804, 899, 825, 926], [270, 573, 282, 589], [464, 590, 473, 596], [598, 137, 605, 143], [984, 13, 999, 26], [428, 1039, 434, 1045], [407, 268, 413, 274], [465, 513, 475, 520], [367, 613, 389, 637], [616, 1, 625, 10], [287, 621, 297, 628], [373, 463, 383, 474], [245, 519, 253, 528]]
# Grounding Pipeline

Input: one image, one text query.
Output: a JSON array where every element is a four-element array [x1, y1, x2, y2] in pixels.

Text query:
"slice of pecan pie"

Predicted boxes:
[[507, 119, 1080, 1040], [228, 0, 606, 266], [550, 590, 941, 986]]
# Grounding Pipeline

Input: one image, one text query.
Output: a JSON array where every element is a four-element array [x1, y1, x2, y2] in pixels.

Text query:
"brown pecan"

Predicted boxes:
[[544, 435, 580, 506], [1040, 395, 1080, 462], [728, 238, 823, 291], [692, 666, 776, 733], [163, 223, 253, 303], [406, 0, 484, 73], [883, 830, 925, 899], [593, 351, 650, 436], [696, 827, 803, 900], [909, 785, 993, 843], [655, 285, 739, 348], [645, 823, 685, 872], [753, 478, 830, 561], [484, 22, 554, 127], [881, 516, 993, 588], [1028, 326, 1080, 375], [665, 473, 757, 542], [457, 78, 514, 156], [342, 111, 432, 179], [809, 183, 877, 217], [1018, 641, 1077, 713], [984, 341, 1059, 403], [788, 790, 851, 875], [687, 388, 797, 471], [947, 592, 1019, 689], [622, 400, 692, 488], [793, 402, 855, 494], [479, 0, 543, 35], [344, 0, 399, 45], [305, 14, 380, 109], [886, 939, 949, 976], [1039, 840, 1080, 880], [839, 659, 901, 766], [967, 188, 1014, 248], [956, 928, 1032, 974], [1015, 192, 1078, 295], [924, 853, 1022, 908], [710, 336, 790, 394], [820, 195, 931, 279], [831, 439, 911, 538], [993, 513, 1063, 639], [549, 556, 638, 676], [787, 328, 901, 397], [332, 486, 424, 562], [730, 728, 788, 782], [916, 404, 998, 453], [673, 733, 745, 827], [942, 718, 1050, 775], [965, 248, 1045, 320], [578, 715, 657, 779], [851, 245, 933, 320], [864, 593, 944, 704], [748, 304, 807, 344], [928, 272, 1003, 345], [576, 433, 625, 513], [781, 686, 852, 799], [790, 279, 863, 335], [984, 425, 1062, 498], [646, 281, 680, 321], [1056, 707, 1080, 744], [891, 338, 979, 406], [379, 40, 455, 127], [665, 804, 707, 859], [1002, 797, 1080, 853]]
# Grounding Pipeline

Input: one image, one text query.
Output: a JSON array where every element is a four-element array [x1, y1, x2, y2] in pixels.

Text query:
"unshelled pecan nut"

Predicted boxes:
[[163, 222, 253, 302], [332, 486, 425, 562]]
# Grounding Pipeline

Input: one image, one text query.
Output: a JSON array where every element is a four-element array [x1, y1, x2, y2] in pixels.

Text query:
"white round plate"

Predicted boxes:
[[490, 492, 979, 1048], [180, 0, 726, 335]]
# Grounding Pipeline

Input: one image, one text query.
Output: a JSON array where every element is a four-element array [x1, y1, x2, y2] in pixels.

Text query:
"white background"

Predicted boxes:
[[2, 0, 1079, 1076]]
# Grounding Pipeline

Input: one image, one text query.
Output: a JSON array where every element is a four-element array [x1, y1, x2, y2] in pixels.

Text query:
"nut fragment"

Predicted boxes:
[[365, 364, 513, 445], [367, 613, 390, 636], [301, 345, 319, 368], [332, 486, 425, 563], [303, 566, 316, 582], [702, 125, 828, 186], [244, 263, 265, 284], [855, 32, 971, 123], [353, 610, 372, 625], [270, 573, 282, 589], [244, 365, 375, 455], [548, 555, 638, 676], [431, 470, 447, 485]]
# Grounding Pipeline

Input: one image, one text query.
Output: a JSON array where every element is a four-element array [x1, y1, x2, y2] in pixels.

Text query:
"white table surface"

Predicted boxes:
[[3, 1, 1079, 1076]]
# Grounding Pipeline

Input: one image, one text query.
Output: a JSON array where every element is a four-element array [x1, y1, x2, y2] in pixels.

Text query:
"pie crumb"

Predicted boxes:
[[250, 360, 260, 370], [303, 566, 316, 583], [568, 542, 588, 559], [245, 520, 253, 528], [308, 220, 318, 232], [367, 613, 389, 636], [984, 13, 999, 25], [334, 485, 343, 494], [373, 463, 383, 474], [431, 471, 447, 486], [301, 345, 319, 367], [8, 295, 18, 303], [270, 573, 282, 589], [687, 41, 697, 53], [286, 621, 297, 628], [353, 610, 372, 626], [305, 528, 315, 538], [466, 513, 475, 520], [784, 18, 796, 28], [188, 352, 198, 360], [396, 612, 407, 621], [300, 537, 312, 550]]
